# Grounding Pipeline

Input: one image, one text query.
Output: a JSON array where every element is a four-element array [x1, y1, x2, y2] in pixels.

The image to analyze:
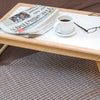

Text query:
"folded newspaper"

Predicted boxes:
[[0, 5, 59, 37]]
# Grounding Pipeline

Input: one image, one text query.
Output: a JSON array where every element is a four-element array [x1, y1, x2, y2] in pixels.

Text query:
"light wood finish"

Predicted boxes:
[[0, 44, 8, 55], [96, 61, 100, 72], [0, 3, 100, 71]]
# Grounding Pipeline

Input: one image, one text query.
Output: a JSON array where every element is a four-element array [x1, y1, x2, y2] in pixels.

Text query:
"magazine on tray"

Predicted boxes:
[[0, 5, 59, 36]]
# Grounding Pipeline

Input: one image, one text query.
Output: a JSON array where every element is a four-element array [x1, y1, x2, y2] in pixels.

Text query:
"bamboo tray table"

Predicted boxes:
[[0, 3, 100, 72]]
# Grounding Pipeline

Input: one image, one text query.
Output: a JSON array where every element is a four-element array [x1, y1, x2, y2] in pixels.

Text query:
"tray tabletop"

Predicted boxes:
[[0, 3, 100, 61]]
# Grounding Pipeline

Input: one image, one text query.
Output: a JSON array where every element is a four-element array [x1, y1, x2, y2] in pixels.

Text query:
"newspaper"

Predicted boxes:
[[0, 5, 59, 35]]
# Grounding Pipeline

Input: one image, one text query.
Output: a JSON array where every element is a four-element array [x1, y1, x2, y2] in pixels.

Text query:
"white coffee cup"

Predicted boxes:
[[54, 15, 75, 35]]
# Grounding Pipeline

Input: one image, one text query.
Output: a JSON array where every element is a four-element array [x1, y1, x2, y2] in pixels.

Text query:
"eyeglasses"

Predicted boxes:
[[74, 22, 100, 33]]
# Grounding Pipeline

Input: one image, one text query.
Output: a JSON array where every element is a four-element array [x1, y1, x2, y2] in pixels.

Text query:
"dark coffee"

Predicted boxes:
[[60, 19, 70, 22]]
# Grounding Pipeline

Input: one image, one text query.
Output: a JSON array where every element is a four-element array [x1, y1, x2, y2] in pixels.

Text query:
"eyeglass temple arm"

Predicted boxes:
[[74, 22, 88, 32]]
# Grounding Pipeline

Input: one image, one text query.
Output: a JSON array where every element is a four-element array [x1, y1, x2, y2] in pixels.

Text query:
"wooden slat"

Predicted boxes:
[[0, 44, 8, 55], [96, 61, 100, 72]]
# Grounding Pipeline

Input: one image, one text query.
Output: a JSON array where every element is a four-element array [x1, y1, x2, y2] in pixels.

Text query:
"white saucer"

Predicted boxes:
[[55, 28, 77, 37]]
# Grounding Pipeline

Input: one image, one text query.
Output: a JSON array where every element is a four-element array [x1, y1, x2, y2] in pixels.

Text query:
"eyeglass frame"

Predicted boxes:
[[87, 26, 100, 33], [74, 22, 100, 33]]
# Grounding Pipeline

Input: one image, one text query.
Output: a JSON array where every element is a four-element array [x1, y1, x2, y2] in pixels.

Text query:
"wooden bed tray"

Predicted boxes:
[[0, 3, 100, 72]]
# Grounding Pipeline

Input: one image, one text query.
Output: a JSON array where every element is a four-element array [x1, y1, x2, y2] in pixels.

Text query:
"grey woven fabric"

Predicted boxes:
[[0, 52, 100, 100]]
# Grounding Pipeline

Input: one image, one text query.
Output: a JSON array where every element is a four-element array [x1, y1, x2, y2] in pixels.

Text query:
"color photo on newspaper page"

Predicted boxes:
[[9, 12, 30, 23]]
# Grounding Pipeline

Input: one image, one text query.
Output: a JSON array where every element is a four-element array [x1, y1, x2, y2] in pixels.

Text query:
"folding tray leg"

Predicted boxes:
[[88, 13, 100, 72], [0, 44, 8, 55], [96, 61, 100, 72]]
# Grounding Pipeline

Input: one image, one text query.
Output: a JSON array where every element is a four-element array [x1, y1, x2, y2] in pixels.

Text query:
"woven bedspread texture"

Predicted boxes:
[[0, 52, 100, 100]]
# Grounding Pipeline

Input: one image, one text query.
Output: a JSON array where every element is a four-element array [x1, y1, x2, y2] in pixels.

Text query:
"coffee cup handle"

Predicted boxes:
[[54, 22, 61, 33]]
